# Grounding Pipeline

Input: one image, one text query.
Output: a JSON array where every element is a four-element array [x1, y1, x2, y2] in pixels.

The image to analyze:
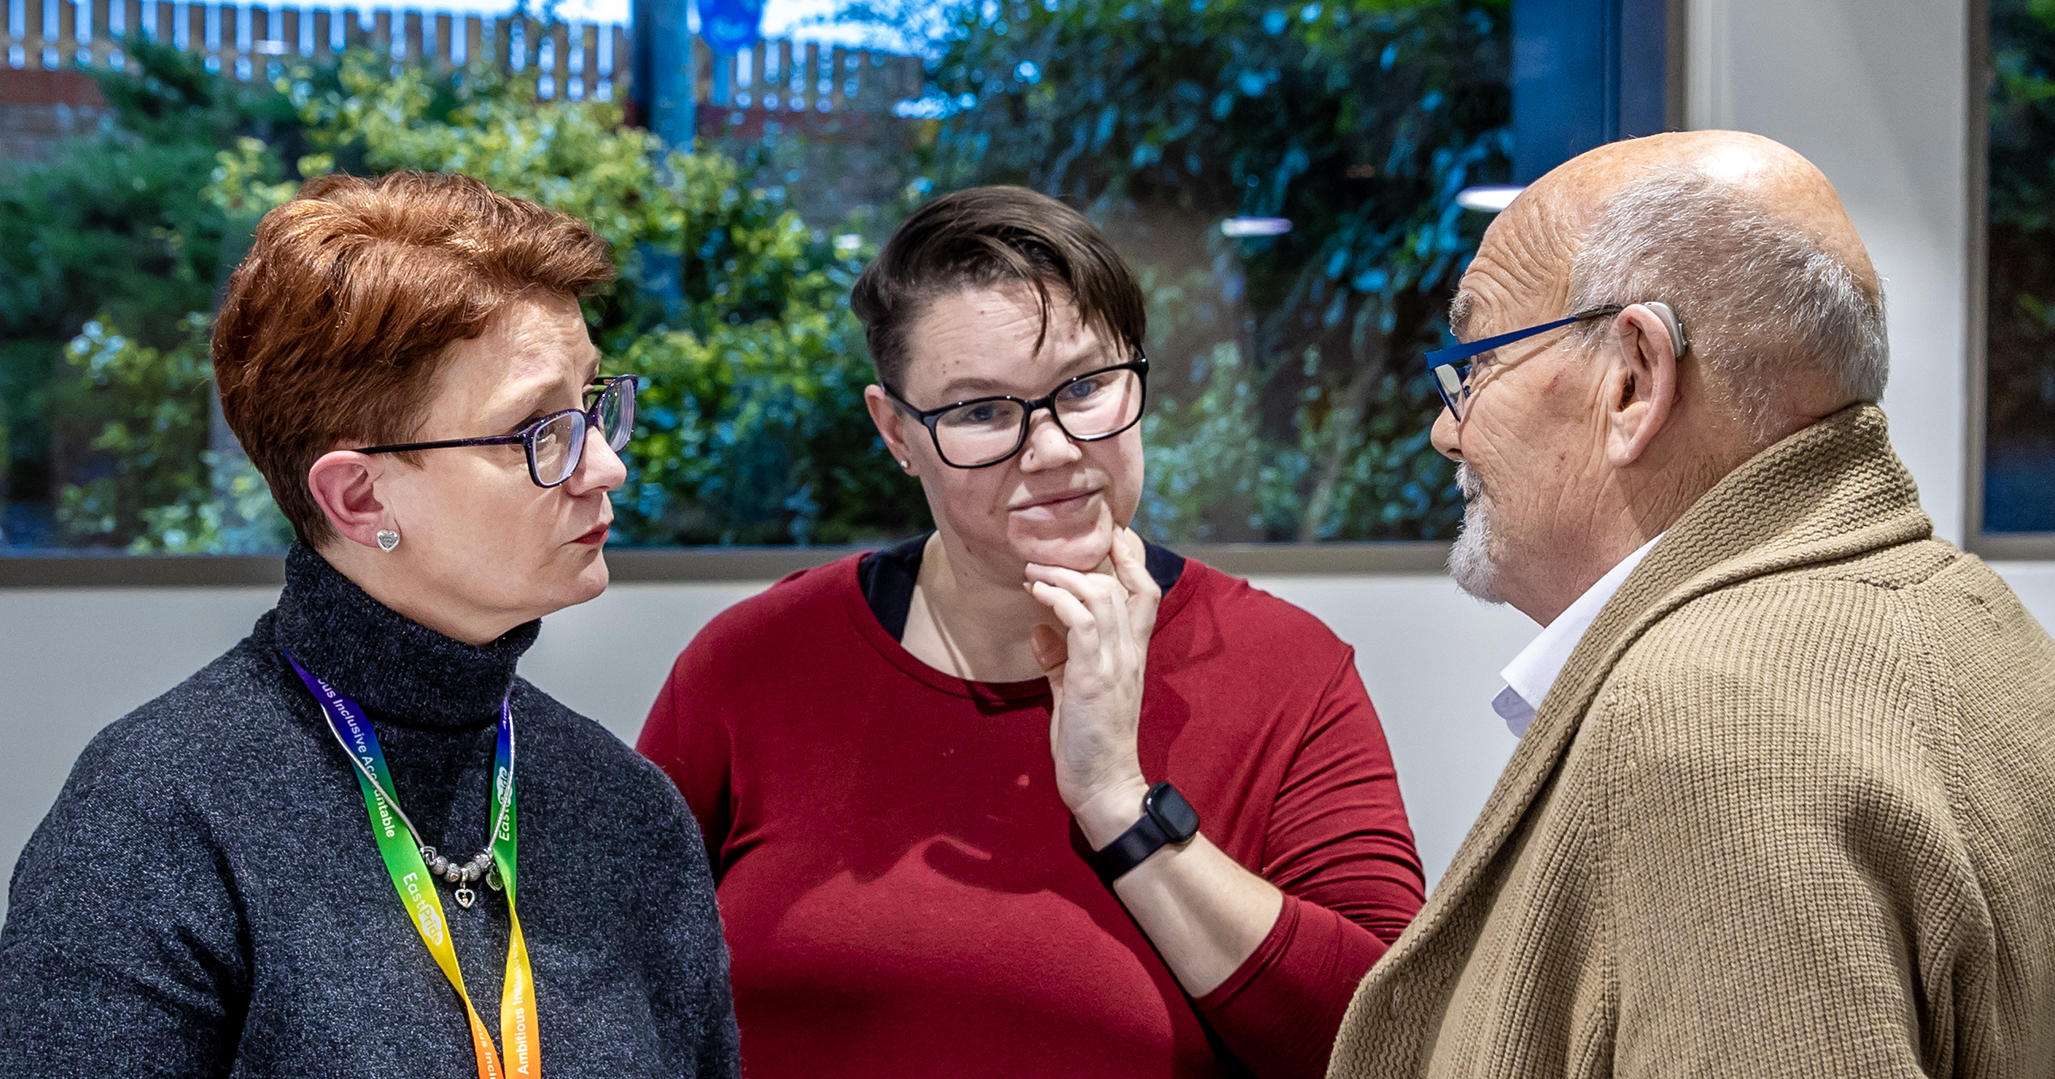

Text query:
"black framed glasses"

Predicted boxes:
[[1424, 306, 1624, 421], [884, 357, 1149, 469], [359, 375, 638, 488]]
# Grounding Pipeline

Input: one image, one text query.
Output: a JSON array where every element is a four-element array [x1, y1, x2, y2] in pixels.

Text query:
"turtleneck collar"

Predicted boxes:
[[270, 543, 540, 731]]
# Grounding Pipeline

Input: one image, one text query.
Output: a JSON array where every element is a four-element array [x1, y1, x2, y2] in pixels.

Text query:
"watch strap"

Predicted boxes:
[[1087, 782, 1198, 886], [1087, 809, 1172, 886]]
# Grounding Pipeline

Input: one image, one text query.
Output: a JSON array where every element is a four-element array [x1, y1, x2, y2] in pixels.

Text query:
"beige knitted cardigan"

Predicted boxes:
[[1327, 405, 2055, 1078]]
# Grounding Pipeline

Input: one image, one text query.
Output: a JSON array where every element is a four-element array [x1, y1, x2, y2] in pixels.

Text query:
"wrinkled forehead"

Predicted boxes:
[[1449, 194, 1580, 337]]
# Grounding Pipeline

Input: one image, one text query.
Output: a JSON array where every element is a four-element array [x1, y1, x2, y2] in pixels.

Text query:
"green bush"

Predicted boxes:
[[5, 39, 920, 550], [5, 1, 1508, 551]]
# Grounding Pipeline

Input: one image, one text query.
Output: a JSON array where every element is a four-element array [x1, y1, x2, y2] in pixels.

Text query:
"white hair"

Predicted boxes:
[[1564, 167, 1888, 440]]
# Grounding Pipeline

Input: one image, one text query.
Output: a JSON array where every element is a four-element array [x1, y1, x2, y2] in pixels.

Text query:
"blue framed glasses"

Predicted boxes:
[[1424, 306, 1624, 421], [358, 375, 638, 488]]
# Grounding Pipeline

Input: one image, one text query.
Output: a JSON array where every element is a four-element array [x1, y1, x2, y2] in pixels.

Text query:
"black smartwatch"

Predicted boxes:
[[1087, 781, 1201, 886]]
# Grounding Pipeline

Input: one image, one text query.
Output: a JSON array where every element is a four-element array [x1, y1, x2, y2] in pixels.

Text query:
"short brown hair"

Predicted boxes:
[[212, 171, 614, 545], [849, 185, 1145, 390]]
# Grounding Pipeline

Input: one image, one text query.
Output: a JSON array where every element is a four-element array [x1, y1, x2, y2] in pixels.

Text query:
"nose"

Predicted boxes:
[[1017, 408, 1084, 471], [1429, 406, 1462, 462], [565, 428, 628, 494]]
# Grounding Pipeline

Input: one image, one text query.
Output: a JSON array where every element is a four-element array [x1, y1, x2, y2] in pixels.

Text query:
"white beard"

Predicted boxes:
[[1446, 463, 1504, 603]]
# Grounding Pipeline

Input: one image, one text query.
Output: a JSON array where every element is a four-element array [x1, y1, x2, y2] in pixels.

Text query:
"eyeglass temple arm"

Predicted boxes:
[[1422, 306, 1627, 368], [358, 433, 529, 455]]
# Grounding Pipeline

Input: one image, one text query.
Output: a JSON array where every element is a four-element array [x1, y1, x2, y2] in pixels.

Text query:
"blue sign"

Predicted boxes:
[[697, 0, 766, 53]]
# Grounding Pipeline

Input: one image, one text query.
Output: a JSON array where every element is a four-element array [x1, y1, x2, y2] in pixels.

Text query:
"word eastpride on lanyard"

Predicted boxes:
[[283, 650, 540, 1079]]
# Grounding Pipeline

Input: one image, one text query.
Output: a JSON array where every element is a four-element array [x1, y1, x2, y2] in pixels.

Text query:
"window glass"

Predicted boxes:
[[0, 0, 1510, 553], [1987, 0, 2055, 536]]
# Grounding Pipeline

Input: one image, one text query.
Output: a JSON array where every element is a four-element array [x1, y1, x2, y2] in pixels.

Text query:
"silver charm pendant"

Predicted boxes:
[[454, 886, 476, 909]]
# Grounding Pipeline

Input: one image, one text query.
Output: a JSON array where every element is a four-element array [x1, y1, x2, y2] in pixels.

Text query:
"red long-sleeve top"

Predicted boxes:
[[637, 552, 1425, 1078]]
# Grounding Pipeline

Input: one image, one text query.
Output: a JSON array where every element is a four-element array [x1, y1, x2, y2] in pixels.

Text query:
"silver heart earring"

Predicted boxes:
[[375, 529, 401, 552]]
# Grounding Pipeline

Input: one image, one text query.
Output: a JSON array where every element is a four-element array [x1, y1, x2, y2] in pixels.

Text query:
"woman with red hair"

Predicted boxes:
[[0, 172, 737, 1078]]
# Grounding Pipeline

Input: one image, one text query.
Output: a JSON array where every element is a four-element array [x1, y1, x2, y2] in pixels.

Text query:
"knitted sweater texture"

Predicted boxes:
[[0, 545, 739, 1078], [1327, 404, 2055, 1077]]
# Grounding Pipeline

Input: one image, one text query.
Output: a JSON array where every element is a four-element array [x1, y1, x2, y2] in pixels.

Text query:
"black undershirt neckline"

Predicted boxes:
[[858, 532, 1187, 641]]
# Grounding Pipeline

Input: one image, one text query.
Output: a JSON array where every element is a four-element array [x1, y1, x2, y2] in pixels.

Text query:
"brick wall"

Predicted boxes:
[[0, 70, 106, 168]]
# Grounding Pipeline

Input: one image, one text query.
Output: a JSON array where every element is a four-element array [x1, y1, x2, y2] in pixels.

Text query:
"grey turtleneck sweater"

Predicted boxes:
[[0, 545, 739, 1078]]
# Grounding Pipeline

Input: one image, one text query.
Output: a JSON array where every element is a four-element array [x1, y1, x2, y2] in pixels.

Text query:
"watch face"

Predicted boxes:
[[1145, 783, 1201, 843]]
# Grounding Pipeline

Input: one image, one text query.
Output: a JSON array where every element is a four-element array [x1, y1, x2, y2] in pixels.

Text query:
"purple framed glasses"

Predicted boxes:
[[358, 375, 637, 488]]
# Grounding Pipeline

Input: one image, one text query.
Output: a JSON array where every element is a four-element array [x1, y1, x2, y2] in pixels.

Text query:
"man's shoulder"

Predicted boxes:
[[1626, 533, 1964, 658], [1597, 536, 2031, 765]]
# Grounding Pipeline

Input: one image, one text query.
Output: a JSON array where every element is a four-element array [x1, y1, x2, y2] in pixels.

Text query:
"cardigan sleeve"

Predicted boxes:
[[1602, 639, 1984, 1078], [1193, 650, 1427, 1079], [0, 726, 247, 1078]]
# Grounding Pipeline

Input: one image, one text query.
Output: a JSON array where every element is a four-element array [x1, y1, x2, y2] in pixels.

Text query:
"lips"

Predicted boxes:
[[573, 521, 611, 545], [1013, 489, 1096, 513]]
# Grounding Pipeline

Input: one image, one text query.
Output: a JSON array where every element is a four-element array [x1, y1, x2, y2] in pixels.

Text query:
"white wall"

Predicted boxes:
[[1686, 0, 1974, 544], [0, 0, 2046, 917]]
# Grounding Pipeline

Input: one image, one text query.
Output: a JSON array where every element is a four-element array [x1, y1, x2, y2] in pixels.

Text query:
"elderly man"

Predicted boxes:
[[1328, 130, 2055, 1077]]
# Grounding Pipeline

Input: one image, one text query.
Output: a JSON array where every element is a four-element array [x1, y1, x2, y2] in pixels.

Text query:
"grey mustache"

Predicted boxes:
[[1456, 464, 1483, 499]]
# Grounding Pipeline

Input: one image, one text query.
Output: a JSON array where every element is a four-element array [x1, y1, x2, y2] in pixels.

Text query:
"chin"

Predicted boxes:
[[1446, 501, 1504, 604], [571, 552, 611, 602], [1011, 523, 1115, 572], [538, 551, 611, 615]]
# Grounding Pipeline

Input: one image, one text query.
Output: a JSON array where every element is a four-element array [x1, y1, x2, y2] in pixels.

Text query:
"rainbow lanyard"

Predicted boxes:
[[284, 650, 541, 1079]]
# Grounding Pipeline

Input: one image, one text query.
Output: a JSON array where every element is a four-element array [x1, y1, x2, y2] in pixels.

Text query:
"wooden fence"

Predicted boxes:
[[0, 0, 922, 110]]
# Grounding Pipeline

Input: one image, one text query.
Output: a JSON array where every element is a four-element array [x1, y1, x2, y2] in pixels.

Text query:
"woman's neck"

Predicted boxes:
[[901, 533, 1054, 683], [320, 541, 520, 647]]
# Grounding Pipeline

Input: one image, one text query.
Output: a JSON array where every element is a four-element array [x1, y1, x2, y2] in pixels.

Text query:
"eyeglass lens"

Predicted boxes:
[[1432, 364, 1468, 420], [530, 378, 635, 487], [931, 366, 1144, 467]]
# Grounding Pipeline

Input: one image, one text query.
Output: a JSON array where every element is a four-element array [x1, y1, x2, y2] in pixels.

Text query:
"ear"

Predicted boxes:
[[863, 385, 921, 475], [306, 450, 395, 551], [1601, 303, 1684, 467]]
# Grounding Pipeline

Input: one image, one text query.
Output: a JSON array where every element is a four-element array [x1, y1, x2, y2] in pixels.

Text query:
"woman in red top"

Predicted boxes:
[[638, 185, 1424, 1078]]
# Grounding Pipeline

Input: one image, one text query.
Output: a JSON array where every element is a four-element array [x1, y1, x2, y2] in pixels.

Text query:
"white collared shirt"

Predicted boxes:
[[1491, 534, 1665, 737]]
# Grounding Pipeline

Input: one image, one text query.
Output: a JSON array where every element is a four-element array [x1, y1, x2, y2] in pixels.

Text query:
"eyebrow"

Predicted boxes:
[[1449, 290, 1475, 341], [934, 346, 1114, 401]]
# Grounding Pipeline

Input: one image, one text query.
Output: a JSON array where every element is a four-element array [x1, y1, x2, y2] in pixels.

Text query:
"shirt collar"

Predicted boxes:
[[1492, 533, 1664, 736]]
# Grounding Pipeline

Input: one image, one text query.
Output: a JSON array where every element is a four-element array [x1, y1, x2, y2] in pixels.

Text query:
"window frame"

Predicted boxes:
[[1967, 0, 2055, 558]]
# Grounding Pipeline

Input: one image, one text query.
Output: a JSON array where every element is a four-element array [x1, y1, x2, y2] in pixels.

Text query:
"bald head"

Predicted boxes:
[[1470, 131, 1887, 441], [1523, 131, 1877, 291]]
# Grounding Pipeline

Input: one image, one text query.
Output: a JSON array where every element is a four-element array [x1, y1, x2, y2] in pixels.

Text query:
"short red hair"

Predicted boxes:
[[212, 171, 614, 545]]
